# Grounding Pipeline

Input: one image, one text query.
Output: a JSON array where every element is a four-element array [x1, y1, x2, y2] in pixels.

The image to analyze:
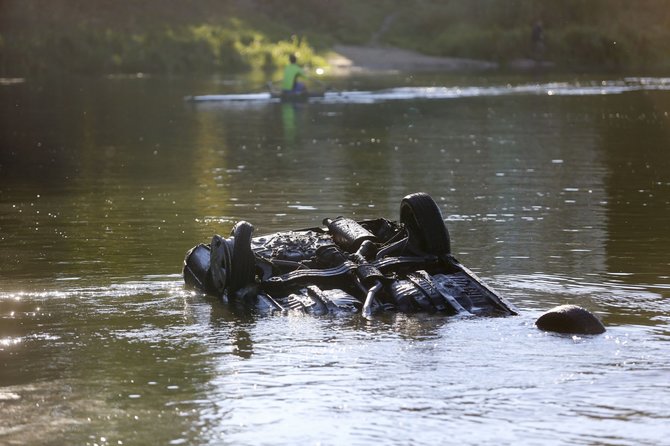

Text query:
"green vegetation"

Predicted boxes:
[[386, 0, 670, 71], [1, 0, 669, 76], [0, 1, 329, 75]]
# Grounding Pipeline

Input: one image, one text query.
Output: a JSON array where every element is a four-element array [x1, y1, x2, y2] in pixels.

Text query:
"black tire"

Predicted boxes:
[[183, 244, 211, 292], [209, 235, 229, 298], [399, 192, 451, 255], [228, 221, 256, 293]]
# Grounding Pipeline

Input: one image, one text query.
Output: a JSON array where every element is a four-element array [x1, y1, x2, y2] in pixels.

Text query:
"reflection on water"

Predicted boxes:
[[1, 74, 669, 445]]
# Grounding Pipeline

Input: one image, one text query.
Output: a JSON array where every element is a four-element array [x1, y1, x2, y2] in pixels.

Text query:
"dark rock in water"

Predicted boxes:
[[535, 305, 606, 335]]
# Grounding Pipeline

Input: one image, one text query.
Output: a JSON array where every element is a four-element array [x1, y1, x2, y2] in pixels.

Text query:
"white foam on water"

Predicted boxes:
[[189, 78, 670, 106]]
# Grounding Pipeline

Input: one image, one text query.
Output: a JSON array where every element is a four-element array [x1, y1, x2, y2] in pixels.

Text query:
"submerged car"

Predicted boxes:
[[183, 192, 605, 334]]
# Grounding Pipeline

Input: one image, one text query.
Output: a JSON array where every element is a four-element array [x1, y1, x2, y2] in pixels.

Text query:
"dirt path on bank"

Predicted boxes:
[[327, 44, 499, 74]]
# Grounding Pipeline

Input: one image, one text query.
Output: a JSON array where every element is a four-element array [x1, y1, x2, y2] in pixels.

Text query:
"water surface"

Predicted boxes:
[[1, 73, 669, 445]]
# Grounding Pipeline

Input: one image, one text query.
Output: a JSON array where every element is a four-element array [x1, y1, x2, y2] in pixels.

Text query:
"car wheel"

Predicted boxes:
[[209, 235, 229, 298], [399, 192, 451, 255], [228, 221, 256, 293]]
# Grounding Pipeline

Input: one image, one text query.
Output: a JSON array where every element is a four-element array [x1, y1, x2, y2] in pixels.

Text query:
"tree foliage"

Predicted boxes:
[[1, 0, 668, 75]]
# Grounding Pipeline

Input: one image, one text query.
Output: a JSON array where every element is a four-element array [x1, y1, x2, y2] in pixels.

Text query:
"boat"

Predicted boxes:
[[271, 90, 325, 102], [183, 192, 519, 318], [185, 89, 325, 103]]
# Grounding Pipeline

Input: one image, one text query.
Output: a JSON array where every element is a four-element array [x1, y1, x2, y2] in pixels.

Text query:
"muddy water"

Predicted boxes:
[[1, 74, 669, 445]]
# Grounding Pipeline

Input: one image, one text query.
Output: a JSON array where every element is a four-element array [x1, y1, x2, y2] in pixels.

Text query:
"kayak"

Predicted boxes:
[[185, 91, 325, 103], [273, 90, 325, 101]]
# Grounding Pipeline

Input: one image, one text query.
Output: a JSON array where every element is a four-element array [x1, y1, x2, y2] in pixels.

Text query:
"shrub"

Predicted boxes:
[[553, 26, 630, 69]]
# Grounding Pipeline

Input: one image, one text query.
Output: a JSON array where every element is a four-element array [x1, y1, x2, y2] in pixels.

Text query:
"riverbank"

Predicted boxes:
[[327, 45, 498, 74], [1, 1, 668, 77], [326, 45, 560, 76]]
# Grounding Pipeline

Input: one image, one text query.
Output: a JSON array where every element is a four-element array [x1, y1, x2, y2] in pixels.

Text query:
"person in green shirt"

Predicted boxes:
[[282, 54, 308, 93]]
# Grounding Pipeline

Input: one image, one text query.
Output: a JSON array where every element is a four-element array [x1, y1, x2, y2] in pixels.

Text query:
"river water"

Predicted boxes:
[[1, 73, 669, 445]]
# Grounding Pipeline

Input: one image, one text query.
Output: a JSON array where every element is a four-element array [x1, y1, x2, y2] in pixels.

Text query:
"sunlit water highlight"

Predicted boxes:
[[2, 275, 668, 445]]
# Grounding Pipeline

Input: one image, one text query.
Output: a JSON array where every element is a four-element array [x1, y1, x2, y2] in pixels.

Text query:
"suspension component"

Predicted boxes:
[[324, 217, 376, 252]]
